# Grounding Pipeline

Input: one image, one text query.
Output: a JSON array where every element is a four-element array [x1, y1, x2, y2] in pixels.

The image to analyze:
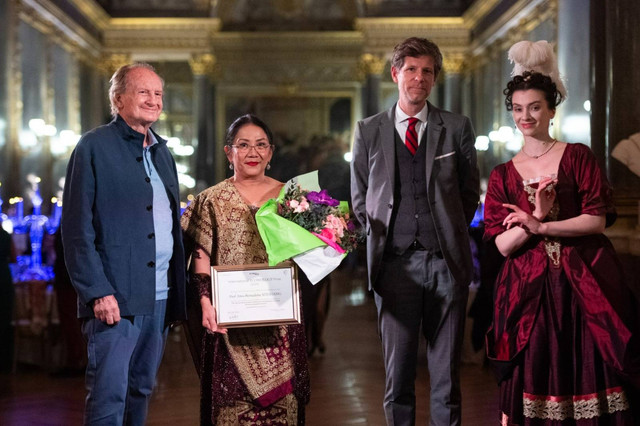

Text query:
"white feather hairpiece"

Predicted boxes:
[[508, 40, 567, 102]]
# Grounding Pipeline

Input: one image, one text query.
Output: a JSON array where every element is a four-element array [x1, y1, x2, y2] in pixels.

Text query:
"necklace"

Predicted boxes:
[[521, 139, 557, 159]]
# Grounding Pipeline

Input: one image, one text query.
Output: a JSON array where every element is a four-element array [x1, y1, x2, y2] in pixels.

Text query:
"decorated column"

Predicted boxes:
[[189, 53, 217, 188], [442, 55, 465, 115], [358, 53, 386, 118]]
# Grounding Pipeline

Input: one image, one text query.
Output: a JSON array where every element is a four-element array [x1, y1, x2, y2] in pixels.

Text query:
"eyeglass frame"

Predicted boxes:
[[229, 142, 275, 153]]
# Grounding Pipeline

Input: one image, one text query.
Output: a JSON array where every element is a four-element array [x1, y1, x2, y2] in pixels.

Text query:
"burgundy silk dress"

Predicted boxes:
[[484, 143, 639, 425]]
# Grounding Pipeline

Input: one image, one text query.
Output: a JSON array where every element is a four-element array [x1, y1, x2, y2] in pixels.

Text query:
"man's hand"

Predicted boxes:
[[93, 295, 121, 324]]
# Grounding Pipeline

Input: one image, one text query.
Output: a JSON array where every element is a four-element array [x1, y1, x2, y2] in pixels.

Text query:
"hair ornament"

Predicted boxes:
[[508, 40, 567, 102]]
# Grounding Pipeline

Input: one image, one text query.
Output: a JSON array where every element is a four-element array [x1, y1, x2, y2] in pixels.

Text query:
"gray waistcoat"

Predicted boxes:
[[386, 130, 438, 254]]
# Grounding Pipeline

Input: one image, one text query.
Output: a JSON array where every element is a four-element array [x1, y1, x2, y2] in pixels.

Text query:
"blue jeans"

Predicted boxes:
[[81, 300, 168, 426]]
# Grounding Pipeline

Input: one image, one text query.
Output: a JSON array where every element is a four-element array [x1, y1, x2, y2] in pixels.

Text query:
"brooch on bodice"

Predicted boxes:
[[523, 179, 561, 267]]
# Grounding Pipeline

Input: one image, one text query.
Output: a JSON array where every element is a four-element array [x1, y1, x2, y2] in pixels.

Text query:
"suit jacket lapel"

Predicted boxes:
[[425, 102, 443, 189], [380, 107, 396, 188]]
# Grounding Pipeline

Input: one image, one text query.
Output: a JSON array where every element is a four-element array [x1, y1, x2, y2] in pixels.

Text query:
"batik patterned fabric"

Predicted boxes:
[[181, 179, 310, 425]]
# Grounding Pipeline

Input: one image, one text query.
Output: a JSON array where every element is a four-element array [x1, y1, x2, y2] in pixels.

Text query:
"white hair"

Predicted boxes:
[[508, 40, 567, 101], [108, 63, 163, 117]]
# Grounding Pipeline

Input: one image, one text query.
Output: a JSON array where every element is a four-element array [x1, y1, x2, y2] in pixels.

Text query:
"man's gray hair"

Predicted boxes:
[[108, 62, 164, 117]]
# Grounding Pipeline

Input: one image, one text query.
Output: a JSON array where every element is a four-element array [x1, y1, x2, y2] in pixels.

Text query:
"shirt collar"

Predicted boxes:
[[146, 130, 159, 148], [395, 102, 428, 125], [113, 114, 165, 147]]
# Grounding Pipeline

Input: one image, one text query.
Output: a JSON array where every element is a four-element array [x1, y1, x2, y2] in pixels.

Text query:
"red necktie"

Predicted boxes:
[[405, 117, 419, 155]]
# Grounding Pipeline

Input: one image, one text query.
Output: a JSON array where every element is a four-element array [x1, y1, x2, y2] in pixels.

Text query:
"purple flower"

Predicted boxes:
[[306, 189, 339, 207]]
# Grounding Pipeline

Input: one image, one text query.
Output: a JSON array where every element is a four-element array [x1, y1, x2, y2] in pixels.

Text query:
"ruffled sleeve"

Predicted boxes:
[[483, 164, 511, 241], [569, 143, 617, 227]]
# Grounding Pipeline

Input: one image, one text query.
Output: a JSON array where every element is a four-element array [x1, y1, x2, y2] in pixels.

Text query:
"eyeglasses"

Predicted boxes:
[[231, 142, 273, 153]]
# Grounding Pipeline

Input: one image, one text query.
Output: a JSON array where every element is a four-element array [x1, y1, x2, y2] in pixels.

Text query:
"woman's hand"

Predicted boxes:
[[502, 203, 544, 235], [200, 296, 227, 334], [532, 176, 557, 220]]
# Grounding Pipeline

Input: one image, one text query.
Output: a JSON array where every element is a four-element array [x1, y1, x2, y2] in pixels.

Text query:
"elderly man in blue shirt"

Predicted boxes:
[[62, 63, 187, 425]]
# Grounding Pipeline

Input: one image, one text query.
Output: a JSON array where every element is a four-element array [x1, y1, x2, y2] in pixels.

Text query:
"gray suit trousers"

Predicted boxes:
[[373, 249, 469, 426]]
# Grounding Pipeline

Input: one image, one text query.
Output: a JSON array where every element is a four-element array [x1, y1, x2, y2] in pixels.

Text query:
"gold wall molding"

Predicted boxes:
[[463, 0, 501, 29], [219, 63, 359, 86], [212, 32, 363, 85], [355, 17, 469, 55], [189, 53, 218, 79], [19, 0, 101, 58], [354, 17, 469, 77], [103, 18, 220, 57], [468, 0, 550, 55], [356, 53, 387, 80], [212, 31, 364, 54], [443, 54, 466, 74], [66, 0, 109, 30], [97, 53, 132, 76], [466, 0, 556, 72]]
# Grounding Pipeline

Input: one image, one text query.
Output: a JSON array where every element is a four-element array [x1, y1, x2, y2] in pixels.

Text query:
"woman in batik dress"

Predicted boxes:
[[181, 114, 310, 425]]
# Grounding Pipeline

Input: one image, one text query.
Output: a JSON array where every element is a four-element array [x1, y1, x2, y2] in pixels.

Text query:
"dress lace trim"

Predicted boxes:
[[524, 181, 561, 267], [522, 387, 630, 420]]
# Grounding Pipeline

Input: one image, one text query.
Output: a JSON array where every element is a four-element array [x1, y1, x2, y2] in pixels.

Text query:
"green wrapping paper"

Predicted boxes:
[[255, 197, 325, 266], [255, 171, 348, 284]]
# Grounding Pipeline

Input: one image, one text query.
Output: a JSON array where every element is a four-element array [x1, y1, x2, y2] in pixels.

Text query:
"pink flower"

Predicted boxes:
[[312, 230, 346, 254], [324, 214, 345, 238], [288, 197, 309, 213], [319, 227, 337, 242]]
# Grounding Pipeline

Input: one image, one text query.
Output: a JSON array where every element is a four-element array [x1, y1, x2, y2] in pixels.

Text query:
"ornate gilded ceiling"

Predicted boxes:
[[14, 0, 550, 80], [94, 0, 473, 20]]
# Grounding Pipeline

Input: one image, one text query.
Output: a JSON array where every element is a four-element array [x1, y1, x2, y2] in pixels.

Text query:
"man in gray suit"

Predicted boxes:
[[351, 37, 479, 425]]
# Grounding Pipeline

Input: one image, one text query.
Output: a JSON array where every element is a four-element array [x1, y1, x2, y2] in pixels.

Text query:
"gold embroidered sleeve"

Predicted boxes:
[[180, 192, 216, 258]]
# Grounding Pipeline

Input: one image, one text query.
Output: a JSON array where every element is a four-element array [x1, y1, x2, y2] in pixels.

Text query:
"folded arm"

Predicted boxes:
[[495, 176, 606, 256]]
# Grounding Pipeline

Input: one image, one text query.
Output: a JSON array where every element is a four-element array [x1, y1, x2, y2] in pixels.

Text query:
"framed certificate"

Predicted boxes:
[[211, 262, 301, 328]]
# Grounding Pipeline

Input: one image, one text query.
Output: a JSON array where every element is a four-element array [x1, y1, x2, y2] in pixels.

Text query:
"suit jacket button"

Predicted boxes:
[[146, 205, 153, 211], [145, 177, 151, 183], [147, 261, 155, 267], [148, 233, 155, 239], [136, 157, 143, 162], [388, 203, 392, 209]]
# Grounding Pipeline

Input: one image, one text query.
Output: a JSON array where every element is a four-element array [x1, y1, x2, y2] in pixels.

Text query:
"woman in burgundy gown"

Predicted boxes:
[[483, 41, 639, 425]]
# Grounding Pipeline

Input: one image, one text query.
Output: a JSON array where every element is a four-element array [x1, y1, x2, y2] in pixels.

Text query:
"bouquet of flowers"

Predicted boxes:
[[255, 171, 362, 284]]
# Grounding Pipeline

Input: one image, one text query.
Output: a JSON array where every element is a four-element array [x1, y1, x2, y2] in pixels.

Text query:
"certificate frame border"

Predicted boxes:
[[211, 262, 301, 328]]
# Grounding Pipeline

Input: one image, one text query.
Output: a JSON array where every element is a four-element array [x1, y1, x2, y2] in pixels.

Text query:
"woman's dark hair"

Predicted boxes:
[[503, 71, 562, 111], [225, 114, 274, 147]]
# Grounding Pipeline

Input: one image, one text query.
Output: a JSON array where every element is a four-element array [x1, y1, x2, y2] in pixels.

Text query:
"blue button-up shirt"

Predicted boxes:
[[143, 132, 173, 300]]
